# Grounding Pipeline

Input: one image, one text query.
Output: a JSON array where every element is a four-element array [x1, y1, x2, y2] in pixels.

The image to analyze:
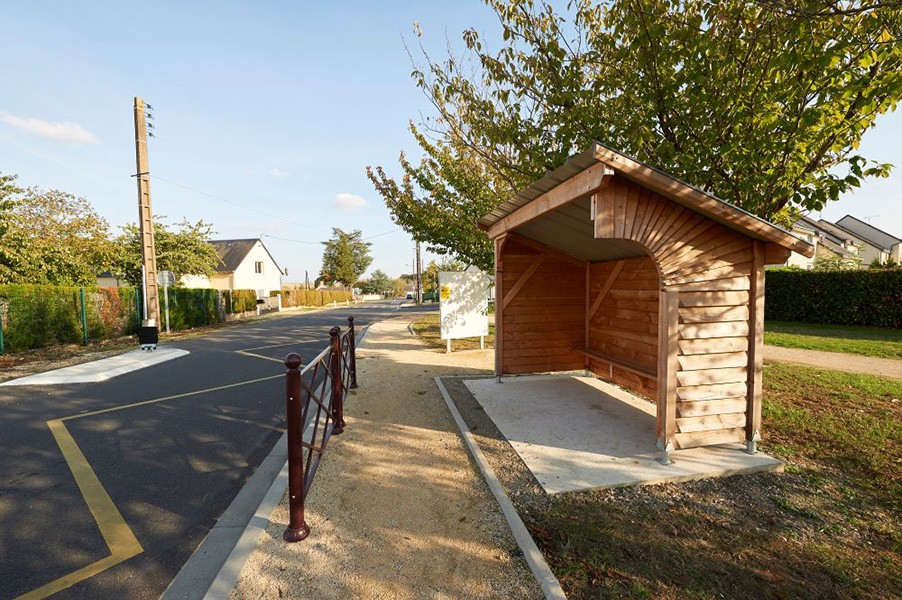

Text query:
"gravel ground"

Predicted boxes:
[[230, 317, 543, 600], [763, 345, 902, 379]]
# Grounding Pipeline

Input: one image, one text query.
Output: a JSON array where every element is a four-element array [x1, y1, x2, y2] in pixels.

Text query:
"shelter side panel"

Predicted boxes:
[[585, 256, 658, 399], [500, 238, 585, 374], [670, 259, 755, 449]]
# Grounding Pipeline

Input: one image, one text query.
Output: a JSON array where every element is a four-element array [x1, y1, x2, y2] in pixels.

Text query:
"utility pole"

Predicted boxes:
[[133, 97, 160, 334], [415, 241, 422, 305]]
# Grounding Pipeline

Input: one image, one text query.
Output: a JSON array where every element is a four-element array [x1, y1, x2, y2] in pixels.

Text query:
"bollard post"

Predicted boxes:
[[283, 353, 310, 542], [347, 316, 358, 389], [329, 326, 345, 435]]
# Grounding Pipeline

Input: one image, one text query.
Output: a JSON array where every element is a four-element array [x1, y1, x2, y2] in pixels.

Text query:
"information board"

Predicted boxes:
[[439, 269, 490, 340]]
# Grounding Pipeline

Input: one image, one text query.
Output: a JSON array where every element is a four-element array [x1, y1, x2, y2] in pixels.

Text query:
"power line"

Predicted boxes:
[[151, 174, 325, 232], [261, 228, 402, 245]]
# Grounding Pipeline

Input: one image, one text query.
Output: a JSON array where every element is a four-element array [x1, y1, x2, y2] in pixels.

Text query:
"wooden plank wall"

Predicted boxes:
[[586, 256, 658, 399], [593, 177, 760, 449], [500, 236, 586, 374]]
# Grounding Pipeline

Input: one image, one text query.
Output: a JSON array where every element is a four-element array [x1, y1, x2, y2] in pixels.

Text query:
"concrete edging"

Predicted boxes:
[[163, 324, 372, 599], [434, 376, 567, 600]]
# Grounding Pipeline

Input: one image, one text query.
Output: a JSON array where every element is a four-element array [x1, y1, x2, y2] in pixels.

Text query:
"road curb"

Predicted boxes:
[[161, 433, 288, 600], [163, 324, 371, 599], [434, 376, 567, 600]]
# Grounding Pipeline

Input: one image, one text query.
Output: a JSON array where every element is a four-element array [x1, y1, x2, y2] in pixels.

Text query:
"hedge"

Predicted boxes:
[[279, 289, 353, 308], [222, 289, 258, 314], [0, 284, 140, 352], [765, 269, 902, 328], [162, 288, 222, 329]]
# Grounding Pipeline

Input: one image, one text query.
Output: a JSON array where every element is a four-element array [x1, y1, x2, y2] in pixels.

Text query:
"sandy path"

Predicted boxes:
[[230, 318, 542, 599], [764, 345, 902, 379]]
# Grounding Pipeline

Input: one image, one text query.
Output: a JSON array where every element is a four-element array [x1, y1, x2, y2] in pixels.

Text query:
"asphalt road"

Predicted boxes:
[[0, 302, 426, 599]]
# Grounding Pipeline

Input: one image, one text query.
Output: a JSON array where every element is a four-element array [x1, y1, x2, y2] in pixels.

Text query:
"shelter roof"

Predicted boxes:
[[478, 142, 812, 257]]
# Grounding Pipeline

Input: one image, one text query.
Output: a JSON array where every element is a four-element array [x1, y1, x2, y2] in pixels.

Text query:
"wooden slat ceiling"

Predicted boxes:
[[515, 198, 650, 262]]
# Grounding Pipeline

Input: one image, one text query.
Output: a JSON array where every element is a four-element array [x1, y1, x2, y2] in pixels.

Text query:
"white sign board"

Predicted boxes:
[[439, 269, 490, 340]]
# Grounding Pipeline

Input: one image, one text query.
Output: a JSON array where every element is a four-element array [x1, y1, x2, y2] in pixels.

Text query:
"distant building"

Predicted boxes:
[[182, 238, 283, 298], [834, 215, 902, 266], [780, 214, 900, 269]]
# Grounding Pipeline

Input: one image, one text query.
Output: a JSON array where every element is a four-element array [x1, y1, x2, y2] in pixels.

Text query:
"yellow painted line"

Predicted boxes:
[[18, 373, 283, 598], [15, 552, 137, 600], [63, 375, 282, 421], [234, 350, 287, 364], [17, 420, 145, 600]]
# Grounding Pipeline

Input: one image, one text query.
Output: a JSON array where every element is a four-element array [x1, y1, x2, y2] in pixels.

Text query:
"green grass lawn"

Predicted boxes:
[[410, 312, 495, 351], [524, 364, 901, 599], [765, 320, 902, 359]]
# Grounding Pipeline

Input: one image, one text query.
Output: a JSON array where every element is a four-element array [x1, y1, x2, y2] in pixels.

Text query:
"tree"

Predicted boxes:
[[1, 186, 113, 285], [112, 218, 220, 286], [359, 269, 394, 295], [319, 228, 373, 289], [369, 0, 901, 264], [0, 172, 23, 284], [423, 258, 465, 294]]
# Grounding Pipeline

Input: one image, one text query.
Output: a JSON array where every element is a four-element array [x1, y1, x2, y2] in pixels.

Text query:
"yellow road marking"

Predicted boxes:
[[234, 350, 286, 364], [19, 369, 284, 599], [16, 421, 144, 600], [63, 375, 282, 421]]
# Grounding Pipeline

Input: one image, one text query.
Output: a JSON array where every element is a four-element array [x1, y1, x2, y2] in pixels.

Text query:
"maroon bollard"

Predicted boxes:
[[283, 352, 310, 542], [347, 316, 358, 389], [329, 326, 346, 435]]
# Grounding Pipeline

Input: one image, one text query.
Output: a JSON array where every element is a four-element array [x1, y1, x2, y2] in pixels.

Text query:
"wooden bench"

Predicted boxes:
[[580, 348, 657, 380]]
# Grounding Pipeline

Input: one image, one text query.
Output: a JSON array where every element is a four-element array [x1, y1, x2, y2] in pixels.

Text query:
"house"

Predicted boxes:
[[781, 216, 859, 269], [182, 238, 283, 298], [834, 215, 902, 266], [779, 214, 901, 269]]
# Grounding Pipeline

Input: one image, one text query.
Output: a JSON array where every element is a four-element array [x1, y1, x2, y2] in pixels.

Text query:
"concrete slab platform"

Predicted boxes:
[[0, 347, 189, 386], [464, 374, 781, 494]]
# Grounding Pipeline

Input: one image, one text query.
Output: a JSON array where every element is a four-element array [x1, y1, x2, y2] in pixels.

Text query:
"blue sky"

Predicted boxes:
[[1, 1, 900, 283]]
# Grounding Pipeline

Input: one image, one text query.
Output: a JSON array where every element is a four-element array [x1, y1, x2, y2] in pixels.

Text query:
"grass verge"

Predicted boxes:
[[764, 320, 902, 359], [410, 312, 495, 351], [523, 365, 900, 599]]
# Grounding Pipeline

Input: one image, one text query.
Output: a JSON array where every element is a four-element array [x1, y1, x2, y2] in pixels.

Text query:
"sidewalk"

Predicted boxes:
[[230, 318, 543, 599], [763, 345, 902, 379]]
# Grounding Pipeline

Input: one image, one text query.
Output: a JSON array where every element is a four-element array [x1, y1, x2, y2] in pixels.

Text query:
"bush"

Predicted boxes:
[[0, 284, 141, 352], [221, 289, 257, 314], [765, 269, 902, 328], [164, 288, 222, 329]]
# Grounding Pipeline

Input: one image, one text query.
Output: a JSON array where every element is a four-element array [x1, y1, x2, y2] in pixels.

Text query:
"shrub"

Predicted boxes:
[[765, 269, 902, 328], [221, 289, 257, 314]]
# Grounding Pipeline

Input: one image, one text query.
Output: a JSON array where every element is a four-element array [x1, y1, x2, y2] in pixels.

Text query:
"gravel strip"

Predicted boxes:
[[230, 317, 542, 599]]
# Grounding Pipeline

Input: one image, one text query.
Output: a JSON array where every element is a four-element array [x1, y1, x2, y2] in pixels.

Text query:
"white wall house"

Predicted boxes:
[[182, 238, 283, 298], [834, 215, 902, 266]]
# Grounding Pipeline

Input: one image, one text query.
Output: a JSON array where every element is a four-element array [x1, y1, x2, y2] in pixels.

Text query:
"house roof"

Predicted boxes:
[[835, 215, 901, 251], [210, 239, 282, 273], [478, 142, 812, 256]]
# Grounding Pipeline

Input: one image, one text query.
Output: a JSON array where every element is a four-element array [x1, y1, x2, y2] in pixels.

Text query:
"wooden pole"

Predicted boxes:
[[656, 289, 680, 464], [133, 97, 160, 327], [745, 241, 765, 453], [494, 236, 506, 381]]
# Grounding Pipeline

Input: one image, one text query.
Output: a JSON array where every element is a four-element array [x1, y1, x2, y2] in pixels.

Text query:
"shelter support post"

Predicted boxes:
[[745, 241, 765, 453], [493, 235, 506, 382], [656, 289, 680, 464]]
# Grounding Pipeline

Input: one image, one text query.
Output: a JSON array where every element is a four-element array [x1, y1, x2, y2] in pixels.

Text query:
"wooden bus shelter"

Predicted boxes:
[[479, 143, 813, 462]]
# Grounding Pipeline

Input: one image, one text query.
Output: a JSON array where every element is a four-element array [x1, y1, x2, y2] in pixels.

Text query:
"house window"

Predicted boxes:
[[255, 261, 264, 274]]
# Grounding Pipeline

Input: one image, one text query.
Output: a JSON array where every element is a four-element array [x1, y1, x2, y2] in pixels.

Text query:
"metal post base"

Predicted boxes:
[[657, 449, 672, 466], [745, 439, 758, 454], [283, 523, 310, 542]]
